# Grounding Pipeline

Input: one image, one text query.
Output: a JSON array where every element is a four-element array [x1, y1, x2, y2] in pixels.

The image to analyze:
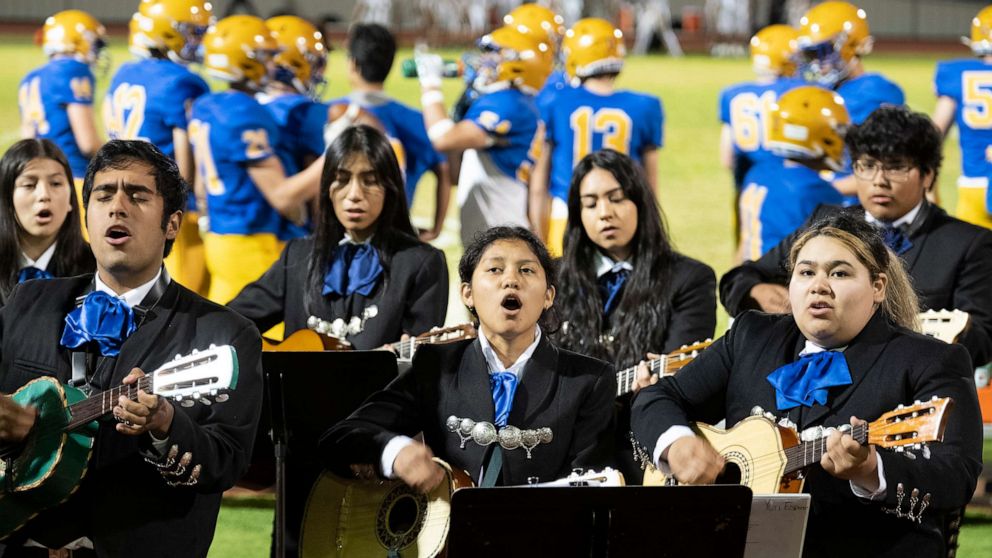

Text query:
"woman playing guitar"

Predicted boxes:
[[553, 149, 717, 480], [632, 213, 983, 557], [319, 226, 616, 490], [228, 125, 448, 349]]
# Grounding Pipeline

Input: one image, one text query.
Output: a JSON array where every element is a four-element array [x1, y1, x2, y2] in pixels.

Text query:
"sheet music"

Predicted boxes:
[[743, 494, 811, 558]]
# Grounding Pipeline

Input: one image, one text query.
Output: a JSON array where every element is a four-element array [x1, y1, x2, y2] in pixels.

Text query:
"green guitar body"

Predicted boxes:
[[0, 377, 98, 538]]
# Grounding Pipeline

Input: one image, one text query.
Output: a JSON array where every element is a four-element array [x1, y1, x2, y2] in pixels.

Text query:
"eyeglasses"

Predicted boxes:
[[852, 160, 914, 181]]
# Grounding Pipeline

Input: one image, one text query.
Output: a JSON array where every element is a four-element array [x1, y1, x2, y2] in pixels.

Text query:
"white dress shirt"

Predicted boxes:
[[18, 241, 57, 271]]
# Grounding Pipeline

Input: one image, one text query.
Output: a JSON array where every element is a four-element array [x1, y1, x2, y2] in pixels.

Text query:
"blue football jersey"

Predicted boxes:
[[739, 160, 844, 260], [536, 69, 572, 115], [465, 88, 543, 183], [330, 96, 445, 204], [260, 93, 328, 176], [835, 72, 905, 125], [935, 58, 992, 179], [543, 86, 663, 201], [718, 77, 804, 189], [189, 90, 305, 240], [18, 58, 96, 180], [104, 58, 210, 157]]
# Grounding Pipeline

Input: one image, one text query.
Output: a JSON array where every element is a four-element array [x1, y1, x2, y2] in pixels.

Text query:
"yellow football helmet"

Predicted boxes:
[[503, 3, 565, 49], [562, 18, 625, 81], [266, 15, 327, 97], [42, 10, 107, 65], [129, 0, 214, 64], [201, 15, 278, 88], [750, 24, 799, 78], [797, 1, 872, 86], [767, 85, 850, 171], [970, 5, 992, 56], [476, 25, 553, 95]]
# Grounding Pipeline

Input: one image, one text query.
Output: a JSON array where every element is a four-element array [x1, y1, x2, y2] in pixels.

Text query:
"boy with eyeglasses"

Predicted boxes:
[[720, 106, 992, 368]]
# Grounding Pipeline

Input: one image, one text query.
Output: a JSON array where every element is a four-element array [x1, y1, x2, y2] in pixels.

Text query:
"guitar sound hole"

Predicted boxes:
[[716, 462, 742, 485], [387, 494, 420, 535]]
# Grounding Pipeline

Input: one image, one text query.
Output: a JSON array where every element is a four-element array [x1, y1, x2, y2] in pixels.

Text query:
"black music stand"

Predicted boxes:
[[448, 485, 753, 557], [262, 350, 398, 558]]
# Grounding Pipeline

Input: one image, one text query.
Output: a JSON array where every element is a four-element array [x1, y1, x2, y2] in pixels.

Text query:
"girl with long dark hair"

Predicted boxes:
[[0, 138, 94, 305], [555, 149, 716, 374], [228, 125, 448, 349]]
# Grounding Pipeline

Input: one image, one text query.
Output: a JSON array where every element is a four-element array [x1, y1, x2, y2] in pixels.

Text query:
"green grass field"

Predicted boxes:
[[0, 35, 987, 556]]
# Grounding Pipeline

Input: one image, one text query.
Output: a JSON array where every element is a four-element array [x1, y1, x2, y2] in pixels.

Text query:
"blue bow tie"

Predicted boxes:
[[60, 291, 137, 357], [766, 350, 852, 410], [598, 267, 630, 316], [490, 371, 519, 428], [18, 266, 54, 283], [881, 225, 913, 255], [322, 243, 384, 297]]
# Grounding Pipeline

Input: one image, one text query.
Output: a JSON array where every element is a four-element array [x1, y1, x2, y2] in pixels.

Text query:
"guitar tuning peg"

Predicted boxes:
[[192, 348, 199, 354], [199, 398, 212, 406], [174, 354, 183, 360], [930, 395, 938, 401], [209, 389, 218, 396], [215, 393, 229, 403], [894, 446, 904, 453], [914, 400, 921, 405], [897, 404, 904, 409], [180, 399, 195, 408]]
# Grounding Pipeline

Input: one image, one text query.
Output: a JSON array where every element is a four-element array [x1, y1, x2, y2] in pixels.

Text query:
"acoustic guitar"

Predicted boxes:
[[643, 397, 953, 493], [615, 340, 712, 396], [262, 324, 477, 357], [299, 460, 624, 558], [919, 309, 970, 344], [0, 345, 239, 537]]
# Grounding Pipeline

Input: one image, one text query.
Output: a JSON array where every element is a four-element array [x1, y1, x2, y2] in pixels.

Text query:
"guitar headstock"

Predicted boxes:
[[414, 323, 478, 346], [152, 345, 239, 407], [868, 396, 954, 450], [534, 467, 627, 487], [919, 309, 970, 344], [663, 339, 712, 376]]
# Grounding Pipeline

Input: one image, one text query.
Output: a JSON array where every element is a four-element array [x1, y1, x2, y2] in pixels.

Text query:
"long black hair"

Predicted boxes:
[[306, 125, 419, 306], [0, 139, 94, 299], [555, 149, 676, 367]]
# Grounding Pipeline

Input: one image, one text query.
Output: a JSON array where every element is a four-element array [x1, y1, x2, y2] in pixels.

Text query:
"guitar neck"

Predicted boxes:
[[783, 423, 868, 475], [393, 325, 475, 361], [616, 357, 667, 397], [64, 376, 153, 431]]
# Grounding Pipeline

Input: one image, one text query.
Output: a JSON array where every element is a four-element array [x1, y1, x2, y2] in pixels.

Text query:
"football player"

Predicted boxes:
[[104, 0, 214, 295], [738, 85, 847, 261], [416, 25, 553, 248], [932, 4, 992, 229], [260, 16, 329, 178], [504, 3, 569, 114], [532, 18, 664, 255], [797, 1, 905, 198], [333, 23, 451, 241], [19, 10, 106, 222], [189, 15, 320, 305]]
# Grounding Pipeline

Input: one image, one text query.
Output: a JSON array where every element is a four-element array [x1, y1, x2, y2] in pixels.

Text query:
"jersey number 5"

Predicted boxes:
[[962, 71, 992, 129]]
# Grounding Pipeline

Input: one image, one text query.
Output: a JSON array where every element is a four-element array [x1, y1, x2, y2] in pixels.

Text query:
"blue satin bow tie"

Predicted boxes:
[[598, 267, 630, 316], [490, 371, 519, 428], [18, 266, 54, 283], [322, 243, 384, 297], [60, 291, 137, 357], [881, 225, 913, 255], [766, 350, 852, 410]]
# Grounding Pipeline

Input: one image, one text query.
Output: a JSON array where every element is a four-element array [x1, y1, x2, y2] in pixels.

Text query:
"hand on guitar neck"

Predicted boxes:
[[0, 394, 37, 442], [113, 367, 175, 438], [630, 352, 662, 393], [820, 416, 879, 492], [668, 415, 879, 490]]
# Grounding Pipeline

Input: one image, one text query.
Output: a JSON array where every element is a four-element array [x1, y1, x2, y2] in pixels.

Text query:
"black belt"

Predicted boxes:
[[7, 548, 97, 558]]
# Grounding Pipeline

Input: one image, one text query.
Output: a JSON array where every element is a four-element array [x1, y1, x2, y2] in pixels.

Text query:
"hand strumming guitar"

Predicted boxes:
[[393, 442, 445, 493], [820, 416, 879, 492], [113, 367, 175, 438], [668, 436, 725, 485], [0, 394, 36, 442]]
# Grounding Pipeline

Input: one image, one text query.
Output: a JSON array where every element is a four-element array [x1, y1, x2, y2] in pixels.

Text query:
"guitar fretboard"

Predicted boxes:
[[616, 356, 668, 396], [783, 423, 868, 474], [65, 376, 154, 431]]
